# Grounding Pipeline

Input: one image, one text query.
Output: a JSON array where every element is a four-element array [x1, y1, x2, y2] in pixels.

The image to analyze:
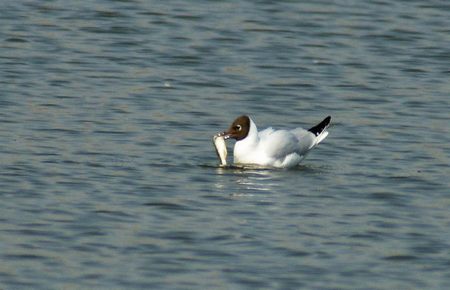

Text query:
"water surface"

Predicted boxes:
[[1, 1, 449, 289]]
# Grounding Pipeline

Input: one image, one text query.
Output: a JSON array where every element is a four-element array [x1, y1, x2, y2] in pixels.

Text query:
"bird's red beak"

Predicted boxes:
[[217, 131, 231, 140]]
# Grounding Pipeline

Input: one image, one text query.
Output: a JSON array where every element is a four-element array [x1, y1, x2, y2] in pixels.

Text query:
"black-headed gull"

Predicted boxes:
[[219, 115, 331, 168]]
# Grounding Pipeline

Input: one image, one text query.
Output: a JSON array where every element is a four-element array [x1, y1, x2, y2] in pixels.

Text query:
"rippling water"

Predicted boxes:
[[1, 1, 449, 289]]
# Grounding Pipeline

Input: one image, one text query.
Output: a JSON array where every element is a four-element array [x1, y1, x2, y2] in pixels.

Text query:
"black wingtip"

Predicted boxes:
[[308, 116, 331, 136]]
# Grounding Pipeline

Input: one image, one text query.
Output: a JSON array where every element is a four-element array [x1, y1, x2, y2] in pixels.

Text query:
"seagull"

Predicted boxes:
[[219, 115, 331, 168]]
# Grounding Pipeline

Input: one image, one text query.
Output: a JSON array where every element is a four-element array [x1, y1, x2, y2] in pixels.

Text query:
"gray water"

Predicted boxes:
[[1, 1, 450, 289]]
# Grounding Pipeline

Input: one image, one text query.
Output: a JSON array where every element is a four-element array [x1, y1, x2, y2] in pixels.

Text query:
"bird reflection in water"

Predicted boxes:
[[214, 165, 281, 197]]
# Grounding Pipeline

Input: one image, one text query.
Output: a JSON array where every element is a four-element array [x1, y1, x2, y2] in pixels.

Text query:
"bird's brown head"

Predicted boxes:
[[220, 115, 250, 141]]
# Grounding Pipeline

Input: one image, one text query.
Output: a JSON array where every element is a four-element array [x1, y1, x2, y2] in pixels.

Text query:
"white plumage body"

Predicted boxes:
[[233, 118, 329, 168]]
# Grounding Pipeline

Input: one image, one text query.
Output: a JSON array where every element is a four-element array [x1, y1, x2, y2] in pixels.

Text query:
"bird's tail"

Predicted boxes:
[[308, 116, 331, 144]]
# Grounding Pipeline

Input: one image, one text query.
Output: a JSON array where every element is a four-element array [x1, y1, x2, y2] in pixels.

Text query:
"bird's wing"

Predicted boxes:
[[259, 129, 300, 159], [258, 127, 274, 139], [291, 128, 318, 153]]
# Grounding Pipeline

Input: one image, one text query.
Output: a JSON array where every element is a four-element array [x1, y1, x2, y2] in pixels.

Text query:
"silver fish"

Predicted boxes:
[[213, 134, 227, 166]]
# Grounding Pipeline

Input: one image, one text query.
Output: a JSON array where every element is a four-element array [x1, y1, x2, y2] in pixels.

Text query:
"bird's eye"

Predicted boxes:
[[235, 125, 242, 131]]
